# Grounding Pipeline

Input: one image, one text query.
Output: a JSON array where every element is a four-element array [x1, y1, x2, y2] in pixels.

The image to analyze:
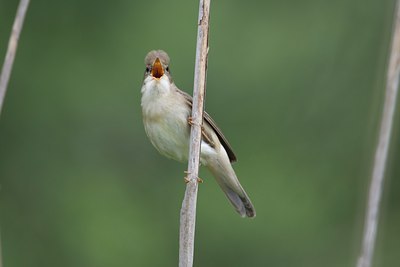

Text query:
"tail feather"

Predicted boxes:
[[206, 154, 256, 218]]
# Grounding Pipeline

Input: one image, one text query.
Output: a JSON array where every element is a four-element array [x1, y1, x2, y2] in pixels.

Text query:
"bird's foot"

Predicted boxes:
[[188, 117, 215, 147], [183, 171, 191, 183], [187, 116, 193, 126], [183, 171, 203, 184], [187, 116, 201, 127]]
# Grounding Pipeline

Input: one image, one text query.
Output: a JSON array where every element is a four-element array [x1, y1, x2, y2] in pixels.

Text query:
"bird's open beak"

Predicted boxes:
[[151, 58, 164, 79]]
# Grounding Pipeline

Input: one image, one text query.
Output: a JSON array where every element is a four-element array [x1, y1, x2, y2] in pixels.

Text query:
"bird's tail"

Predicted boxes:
[[206, 153, 256, 218]]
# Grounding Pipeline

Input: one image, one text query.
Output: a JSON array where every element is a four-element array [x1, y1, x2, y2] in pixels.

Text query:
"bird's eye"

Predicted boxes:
[[145, 67, 150, 73], [166, 66, 170, 72]]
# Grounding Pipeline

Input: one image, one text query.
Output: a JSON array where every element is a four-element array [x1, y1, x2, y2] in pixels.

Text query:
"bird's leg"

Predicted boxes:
[[183, 171, 190, 183], [185, 117, 206, 183], [187, 116, 215, 147], [187, 116, 200, 127], [183, 171, 203, 184]]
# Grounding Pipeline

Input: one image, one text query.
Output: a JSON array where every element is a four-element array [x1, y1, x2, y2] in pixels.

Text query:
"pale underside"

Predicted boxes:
[[141, 75, 235, 164]]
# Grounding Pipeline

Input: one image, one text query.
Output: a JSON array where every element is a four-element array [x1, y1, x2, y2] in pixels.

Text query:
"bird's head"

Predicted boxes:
[[144, 50, 172, 81]]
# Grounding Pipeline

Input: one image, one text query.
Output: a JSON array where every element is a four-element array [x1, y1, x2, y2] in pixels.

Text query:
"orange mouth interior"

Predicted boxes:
[[151, 58, 164, 79]]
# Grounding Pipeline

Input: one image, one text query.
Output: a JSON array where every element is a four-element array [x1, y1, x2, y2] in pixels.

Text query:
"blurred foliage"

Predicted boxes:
[[1, 0, 399, 266]]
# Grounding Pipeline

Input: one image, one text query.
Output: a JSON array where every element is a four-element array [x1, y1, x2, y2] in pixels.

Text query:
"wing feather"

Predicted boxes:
[[176, 89, 237, 163]]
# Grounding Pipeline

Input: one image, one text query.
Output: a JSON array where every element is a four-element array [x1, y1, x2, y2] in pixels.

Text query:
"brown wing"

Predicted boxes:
[[176, 89, 237, 163]]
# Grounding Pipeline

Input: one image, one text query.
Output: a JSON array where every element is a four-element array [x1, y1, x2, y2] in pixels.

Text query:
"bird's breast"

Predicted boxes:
[[141, 86, 191, 162]]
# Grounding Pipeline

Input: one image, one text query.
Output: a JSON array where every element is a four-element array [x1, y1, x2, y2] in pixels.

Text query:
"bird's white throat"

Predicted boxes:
[[141, 75, 176, 117], [141, 75, 171, 96]]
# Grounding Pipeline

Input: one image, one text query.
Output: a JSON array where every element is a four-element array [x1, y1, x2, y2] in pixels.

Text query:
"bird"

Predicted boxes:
[[140, 50, 255, 218]]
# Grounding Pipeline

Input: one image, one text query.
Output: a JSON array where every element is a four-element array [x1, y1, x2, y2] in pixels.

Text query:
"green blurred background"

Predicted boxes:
[[1, 0, 399, 266]]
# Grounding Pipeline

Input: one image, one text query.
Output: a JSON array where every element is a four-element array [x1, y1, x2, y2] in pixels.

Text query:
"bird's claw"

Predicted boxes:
[[184, 170, 191, 184], [188, 116, 215, 147], [183, 171, 203, 184], [187, 117, 194, 126], [187, 116, 201, 127]]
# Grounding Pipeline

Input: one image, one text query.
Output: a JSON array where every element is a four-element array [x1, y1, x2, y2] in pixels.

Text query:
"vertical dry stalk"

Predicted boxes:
[[178, 0, 211, 267], [357, 1, 400, 267], [0, 1, 30, 266], [0, 0, 30, 115]]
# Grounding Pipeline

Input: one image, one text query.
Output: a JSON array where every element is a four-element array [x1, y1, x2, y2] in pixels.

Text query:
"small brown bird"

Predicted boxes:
[[140, 50, 255, 217]]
